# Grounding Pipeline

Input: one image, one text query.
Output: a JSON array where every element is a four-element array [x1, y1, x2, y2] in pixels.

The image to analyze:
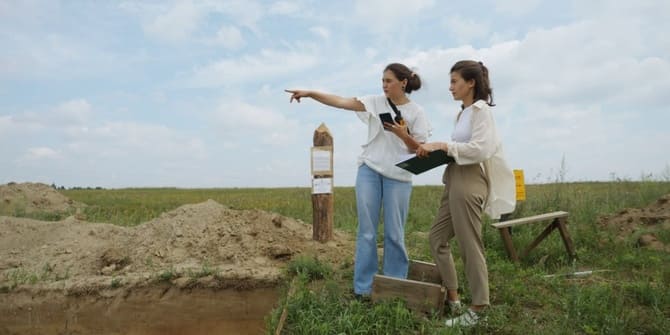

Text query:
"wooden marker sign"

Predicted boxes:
[[311, 123, 333, 242]]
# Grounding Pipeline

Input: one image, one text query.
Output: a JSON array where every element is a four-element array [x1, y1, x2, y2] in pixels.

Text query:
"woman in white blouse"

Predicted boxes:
[[416, 60, 515, 327], [285, 63, 431, 298]]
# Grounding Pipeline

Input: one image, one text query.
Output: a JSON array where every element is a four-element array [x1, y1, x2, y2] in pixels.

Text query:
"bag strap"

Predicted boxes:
[[386, 98, 410, 135], [386, 98, 403, 123]]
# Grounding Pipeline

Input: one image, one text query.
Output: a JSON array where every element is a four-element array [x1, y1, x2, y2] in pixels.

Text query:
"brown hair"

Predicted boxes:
[[450, 60, 495, 106], [384, 63, 422, 94]]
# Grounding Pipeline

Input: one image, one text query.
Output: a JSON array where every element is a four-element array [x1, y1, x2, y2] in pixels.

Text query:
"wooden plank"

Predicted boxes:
[[491, 211, 569, 229], [407, 260, 442, 285], [519, 219, 558, 259], [371, 274, 445, 315], [556, 217, 577, 260], [499, 227, 519, 262]]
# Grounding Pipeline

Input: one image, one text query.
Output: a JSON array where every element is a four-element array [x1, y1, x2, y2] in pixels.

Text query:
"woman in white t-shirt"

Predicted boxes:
[[286, 63, 431, 297], [416, 60, 515, 327]]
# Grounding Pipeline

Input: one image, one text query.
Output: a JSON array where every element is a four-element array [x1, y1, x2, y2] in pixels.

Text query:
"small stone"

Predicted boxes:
[[272, 216, 283, 227], [101, 264, 117, 275], [637, 234, 657, 247]]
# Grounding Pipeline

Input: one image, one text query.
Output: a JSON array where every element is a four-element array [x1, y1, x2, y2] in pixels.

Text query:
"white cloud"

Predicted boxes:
[[0, 29, 141, 80], [53, 99, 92, 125], [74, 121, 206, 160], [443, 16, 490, 44], [122, 0, 266, 37], [4, 119, 209, 187], [491, 22, 670, 108], [4, 99, 93, 132], [186, 48, 318, 87], [203, 0, 264, 33], [143, 1, 202, 42], [0, 116, 10, 133], [212, 100, 301, 146], [18, 147, 63, 162], [3, 1, 668, 187], [309, 26, 330, 40], [364, 48, 378, 59], [206, 25, 245, 49], [353, 0, 436, 33], [406, 15, 670, 111], [269, 1, 301, 15], [493, 0, 542, 16]]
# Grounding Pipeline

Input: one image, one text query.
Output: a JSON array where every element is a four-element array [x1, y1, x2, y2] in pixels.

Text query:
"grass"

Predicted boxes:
[[2, 263, 71, 290], [158, 267, 177, 282], [6, 181, 667, 334], [285, 255, 333, 281]]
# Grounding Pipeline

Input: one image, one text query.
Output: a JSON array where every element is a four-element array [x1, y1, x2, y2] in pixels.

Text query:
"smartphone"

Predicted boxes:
[[379, 113, 394, 130]]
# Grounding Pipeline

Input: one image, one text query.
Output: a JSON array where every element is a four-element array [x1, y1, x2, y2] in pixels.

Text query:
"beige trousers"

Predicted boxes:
[[429, 163, 490, 306]]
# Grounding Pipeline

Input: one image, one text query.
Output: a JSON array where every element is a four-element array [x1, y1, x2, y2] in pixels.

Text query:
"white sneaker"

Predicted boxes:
[[444, 308, 482, 327]]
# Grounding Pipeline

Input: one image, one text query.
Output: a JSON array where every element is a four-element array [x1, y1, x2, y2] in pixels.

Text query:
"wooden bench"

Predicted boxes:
[[491, 211, 576, 262]]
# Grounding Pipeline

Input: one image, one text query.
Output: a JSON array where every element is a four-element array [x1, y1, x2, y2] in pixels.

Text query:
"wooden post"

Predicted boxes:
[[498, 228, 519, 262], [556, 217, 576, 260], [311, 123, 333, 242]]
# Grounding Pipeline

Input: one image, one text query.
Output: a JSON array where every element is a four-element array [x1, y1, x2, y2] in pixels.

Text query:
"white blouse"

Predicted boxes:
[[354, 95, 432, 182], [446, 100, 516, 219]]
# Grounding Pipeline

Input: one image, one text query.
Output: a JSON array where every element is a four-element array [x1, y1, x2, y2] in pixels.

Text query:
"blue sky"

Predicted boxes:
[[1, 0, 669, 188]]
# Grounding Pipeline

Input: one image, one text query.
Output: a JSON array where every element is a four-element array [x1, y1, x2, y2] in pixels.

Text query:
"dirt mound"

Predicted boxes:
[[0, 199, 354, 293], [598, 194, 670, 251], [0, 182, 85, 215]]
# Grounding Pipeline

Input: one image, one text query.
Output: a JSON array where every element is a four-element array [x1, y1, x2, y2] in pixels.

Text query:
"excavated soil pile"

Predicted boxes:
[[1, 199, 353, 292], [0, 182, 85, 215], [0, 184, 354, 335], [597, 194, 670, 251]]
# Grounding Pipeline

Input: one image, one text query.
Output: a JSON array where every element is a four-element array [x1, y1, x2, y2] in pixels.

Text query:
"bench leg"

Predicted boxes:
[[556, 217, 576, 260], [519, 219, 558, 259], [498, 227, 518, 262]]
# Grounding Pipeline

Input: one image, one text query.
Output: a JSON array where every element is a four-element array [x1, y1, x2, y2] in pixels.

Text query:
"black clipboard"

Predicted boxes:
[[395, 150, 455, 175]]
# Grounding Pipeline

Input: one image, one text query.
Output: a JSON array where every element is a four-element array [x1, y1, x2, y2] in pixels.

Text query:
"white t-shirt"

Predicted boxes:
[[354, 95, 432, 182], [451, 105, 474, 142]]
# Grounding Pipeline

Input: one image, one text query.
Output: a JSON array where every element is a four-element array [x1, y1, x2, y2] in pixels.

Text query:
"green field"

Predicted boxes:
[[20, 181, 670, 334]]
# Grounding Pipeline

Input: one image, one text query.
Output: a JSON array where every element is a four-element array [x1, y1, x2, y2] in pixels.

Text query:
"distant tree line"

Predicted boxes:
[[51, 183, 104, 190]]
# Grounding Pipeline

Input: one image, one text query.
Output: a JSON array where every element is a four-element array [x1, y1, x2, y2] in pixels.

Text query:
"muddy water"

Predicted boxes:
[[1, 286, 279, 335]]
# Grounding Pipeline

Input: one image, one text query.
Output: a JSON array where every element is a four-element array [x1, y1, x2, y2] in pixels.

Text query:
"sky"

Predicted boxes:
[[1, 0, 669, 188]]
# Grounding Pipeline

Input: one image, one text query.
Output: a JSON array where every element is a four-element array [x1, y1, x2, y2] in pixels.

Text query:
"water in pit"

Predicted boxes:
[[0, 286, 279, 335]]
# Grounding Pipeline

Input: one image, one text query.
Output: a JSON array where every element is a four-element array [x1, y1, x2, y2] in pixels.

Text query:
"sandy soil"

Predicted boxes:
[[598, 194, 670, 251], [0, 183, 355, 334], [0, 182, 85, 215], [0, 183, 354, 294]]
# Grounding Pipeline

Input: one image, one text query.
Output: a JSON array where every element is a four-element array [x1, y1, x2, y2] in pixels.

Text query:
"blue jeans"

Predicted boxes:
[[353, 164, 412, 295]]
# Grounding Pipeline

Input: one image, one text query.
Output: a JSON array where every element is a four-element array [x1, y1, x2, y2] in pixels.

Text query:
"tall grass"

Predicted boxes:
[[41, 181, 667, 333]]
